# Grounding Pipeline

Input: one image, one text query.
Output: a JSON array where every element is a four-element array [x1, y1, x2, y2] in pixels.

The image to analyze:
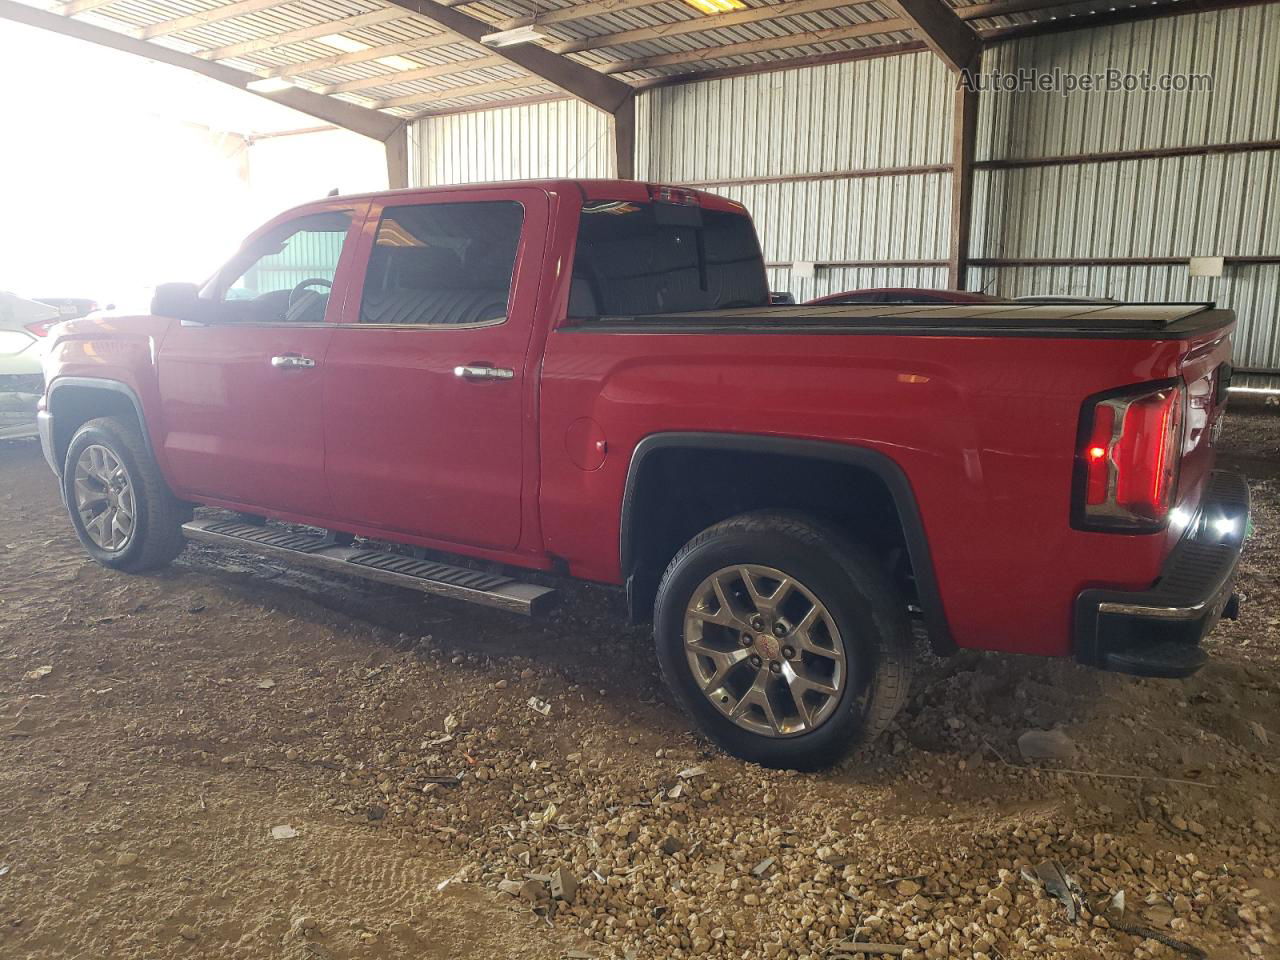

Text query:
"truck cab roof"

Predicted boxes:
[[295, 179, 747, 214]]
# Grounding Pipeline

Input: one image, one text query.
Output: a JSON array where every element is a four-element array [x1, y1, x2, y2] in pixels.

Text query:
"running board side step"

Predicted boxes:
[[181, 519, 557, 616]]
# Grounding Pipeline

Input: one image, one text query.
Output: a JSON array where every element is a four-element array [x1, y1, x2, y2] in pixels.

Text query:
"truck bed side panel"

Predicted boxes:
[[539, 329, 1210, 658]]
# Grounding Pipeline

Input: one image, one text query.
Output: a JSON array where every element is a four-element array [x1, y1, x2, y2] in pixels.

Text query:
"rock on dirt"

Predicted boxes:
[[1016, 727, 1078, 761]]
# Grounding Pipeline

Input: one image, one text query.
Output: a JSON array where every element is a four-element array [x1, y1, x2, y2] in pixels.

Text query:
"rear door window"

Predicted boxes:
[[569, 201, 769, 317], [359, 201, 524, 327]]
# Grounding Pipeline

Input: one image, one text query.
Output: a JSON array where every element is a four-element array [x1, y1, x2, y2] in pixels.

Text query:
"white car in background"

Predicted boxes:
[[0, 291, 60, 440]]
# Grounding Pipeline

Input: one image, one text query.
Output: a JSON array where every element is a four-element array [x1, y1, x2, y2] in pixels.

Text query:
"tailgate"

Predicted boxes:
[[1174, 324, 1235, 521]]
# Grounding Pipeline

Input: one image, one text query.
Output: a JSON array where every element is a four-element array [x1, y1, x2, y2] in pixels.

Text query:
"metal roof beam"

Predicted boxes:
[[550, 0, 879, 55], [979, 0, 1246, 39], [948, 83, 977, 288], [385, 123, 409, 188], [600, 19, 910, 74], [883, 0, 981, 72], [0, 0, 403, 142], [954, 0, 1087, 18], [612, 92, 635, 179], [380, 0, 634, 113]]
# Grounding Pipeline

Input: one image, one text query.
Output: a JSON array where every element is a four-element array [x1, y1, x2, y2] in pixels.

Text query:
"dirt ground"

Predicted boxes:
[[1, 410, 1278, 960]]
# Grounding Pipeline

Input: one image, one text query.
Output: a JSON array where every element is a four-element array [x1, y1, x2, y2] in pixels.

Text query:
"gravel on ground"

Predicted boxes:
[[1, 411, 1277, 960]]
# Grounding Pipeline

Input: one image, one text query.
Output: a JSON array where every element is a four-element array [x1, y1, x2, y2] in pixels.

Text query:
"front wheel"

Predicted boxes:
[[654, 512, 912, 769], [63, 416, 188, 572]]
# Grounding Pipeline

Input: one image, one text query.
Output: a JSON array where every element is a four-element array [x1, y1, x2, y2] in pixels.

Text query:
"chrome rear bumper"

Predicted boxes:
[[1074, 471, 1250, 678]]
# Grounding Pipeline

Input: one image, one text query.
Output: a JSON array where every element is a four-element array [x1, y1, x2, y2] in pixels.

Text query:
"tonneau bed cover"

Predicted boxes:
[[565, 302, 1234, 339]]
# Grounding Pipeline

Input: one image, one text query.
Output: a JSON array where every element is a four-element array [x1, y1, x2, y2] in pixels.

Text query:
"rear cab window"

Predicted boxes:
[[569, 197, 769, 318], [358, 201, 524, 327]]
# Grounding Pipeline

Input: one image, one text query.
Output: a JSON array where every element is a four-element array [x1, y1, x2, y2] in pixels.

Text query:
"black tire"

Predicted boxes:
[[62, 416, 188, 572], [654, 511, 912, 770]]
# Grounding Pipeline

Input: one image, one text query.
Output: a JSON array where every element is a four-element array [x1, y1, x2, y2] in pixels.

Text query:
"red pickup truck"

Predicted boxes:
[[37, 179, 1249, 769]]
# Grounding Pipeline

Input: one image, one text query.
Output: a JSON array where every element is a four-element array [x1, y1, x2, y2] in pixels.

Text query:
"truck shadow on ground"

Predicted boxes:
[[174, 526, 1112, 783]]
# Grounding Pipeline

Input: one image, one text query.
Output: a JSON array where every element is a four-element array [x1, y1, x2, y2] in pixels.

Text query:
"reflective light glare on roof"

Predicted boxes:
[[316, 34, 372, 53], [377, 55, 420, 70], [682, 0, 748, 14], [246, 76, 295, 93]]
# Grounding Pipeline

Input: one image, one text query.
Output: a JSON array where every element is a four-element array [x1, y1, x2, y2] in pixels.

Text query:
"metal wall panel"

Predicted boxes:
[[972, 149, 1280, 260], [715, 172, 949, 263], [637, 51, 952, 301], [636, 50, 951, 182], [972, 5, 1280, 368], [969, 263, 1280, 369], [412, 52, 953, 298], [768, 264, 949, 303], [977, 4, 1280, 161], [412, 99, 614, 185]]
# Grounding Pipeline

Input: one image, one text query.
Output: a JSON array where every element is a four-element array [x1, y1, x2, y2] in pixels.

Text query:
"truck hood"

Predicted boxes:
[[54, 311, 173, 340]]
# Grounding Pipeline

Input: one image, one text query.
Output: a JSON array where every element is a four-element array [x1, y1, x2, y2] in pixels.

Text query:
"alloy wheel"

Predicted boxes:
[[683, 564, 846, 737], [73, 444, 136, 552]]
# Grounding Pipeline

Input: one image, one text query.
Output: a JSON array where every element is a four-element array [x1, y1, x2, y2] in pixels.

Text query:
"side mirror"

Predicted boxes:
[[151, 282, 200, 319]]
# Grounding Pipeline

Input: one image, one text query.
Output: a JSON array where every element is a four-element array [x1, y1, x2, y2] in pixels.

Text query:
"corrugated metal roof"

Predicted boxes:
[[16, 0, 1220, 119]]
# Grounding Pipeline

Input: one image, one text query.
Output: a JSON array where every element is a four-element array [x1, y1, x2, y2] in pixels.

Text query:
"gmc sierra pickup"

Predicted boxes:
[[38, 179, 1249, 769]]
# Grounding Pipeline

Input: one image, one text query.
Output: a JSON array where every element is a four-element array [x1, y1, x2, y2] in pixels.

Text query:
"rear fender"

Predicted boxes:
[[619, 432, 953, 653]]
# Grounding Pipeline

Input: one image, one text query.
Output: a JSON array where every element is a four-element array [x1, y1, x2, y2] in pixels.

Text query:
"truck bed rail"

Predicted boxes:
[[563, 303, 1231, 340]]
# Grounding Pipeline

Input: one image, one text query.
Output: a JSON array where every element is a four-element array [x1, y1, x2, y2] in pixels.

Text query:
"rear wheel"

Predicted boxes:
[[63, 416, 187, 572], [654, 511, 912, 769]]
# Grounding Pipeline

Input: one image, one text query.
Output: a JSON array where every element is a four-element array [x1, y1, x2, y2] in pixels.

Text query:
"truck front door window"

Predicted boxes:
[[214, 212, 352, 324]]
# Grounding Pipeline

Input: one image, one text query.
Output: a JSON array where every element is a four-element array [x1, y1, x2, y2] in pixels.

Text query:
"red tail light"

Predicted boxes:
[[1075, 380, 1185, 531], [24, 319, 60, 338]]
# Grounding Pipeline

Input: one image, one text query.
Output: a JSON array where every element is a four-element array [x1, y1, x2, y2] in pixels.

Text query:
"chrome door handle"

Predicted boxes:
[[454, 364, 515, 381], [271, 354, 316, 369]]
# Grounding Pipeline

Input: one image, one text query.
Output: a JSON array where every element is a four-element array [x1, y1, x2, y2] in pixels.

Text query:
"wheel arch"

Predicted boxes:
[[46, 377, 152, 475], [619, 432, 953, 654]]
